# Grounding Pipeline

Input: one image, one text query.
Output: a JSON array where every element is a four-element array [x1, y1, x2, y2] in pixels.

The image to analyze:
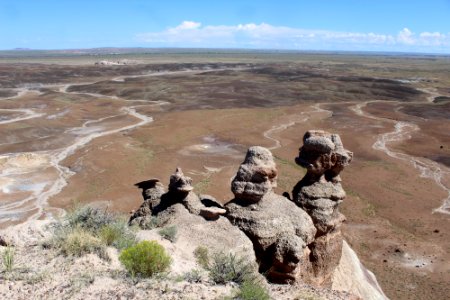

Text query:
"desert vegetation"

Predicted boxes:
[[42, 205, 137, 259], [119, 240, 172, 278]]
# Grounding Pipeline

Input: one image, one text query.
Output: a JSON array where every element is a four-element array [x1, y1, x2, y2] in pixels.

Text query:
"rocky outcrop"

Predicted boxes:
[[292, 130, 353, 285], [128, 134, 383, 297], [129, 179, 165, 228], [129, 168, 225, 227], [225, 146, 316, 283]]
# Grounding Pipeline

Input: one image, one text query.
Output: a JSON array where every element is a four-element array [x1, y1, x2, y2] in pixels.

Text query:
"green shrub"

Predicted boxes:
[[99, 223, 121, 245], [208, 252, 253, 284], [194, 246, 210, 269], [158, 226, 177, 242], [235, 278, 271, 300], [59, 227, 108, 259], [99, 219, 137, 250], [119, 241, 172, 278], [2, 246, 15, 272]]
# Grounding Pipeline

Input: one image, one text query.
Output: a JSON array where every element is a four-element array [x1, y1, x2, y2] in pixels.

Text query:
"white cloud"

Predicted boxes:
[[397, 28, 415, 44], [174, 21, 202, 30], [136, 22, 450, 53]]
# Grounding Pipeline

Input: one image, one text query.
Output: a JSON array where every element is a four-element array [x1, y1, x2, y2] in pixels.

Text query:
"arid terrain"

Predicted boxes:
[[0, 51, 449, 299]]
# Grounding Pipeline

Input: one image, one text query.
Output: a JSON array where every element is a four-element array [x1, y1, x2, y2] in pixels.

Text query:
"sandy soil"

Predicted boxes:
[[1, 55, 449, 299]]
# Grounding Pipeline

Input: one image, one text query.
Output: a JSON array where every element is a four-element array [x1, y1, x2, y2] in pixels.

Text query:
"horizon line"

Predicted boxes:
[[1, 46, 450, 57]]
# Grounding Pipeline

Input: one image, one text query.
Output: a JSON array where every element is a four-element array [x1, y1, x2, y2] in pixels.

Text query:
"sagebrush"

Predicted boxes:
[[208, 252, 254, 284], [44, 204, 137, 259]]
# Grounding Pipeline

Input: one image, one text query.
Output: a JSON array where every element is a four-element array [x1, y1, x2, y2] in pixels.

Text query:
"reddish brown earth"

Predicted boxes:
[[1, 54, 449, 299]]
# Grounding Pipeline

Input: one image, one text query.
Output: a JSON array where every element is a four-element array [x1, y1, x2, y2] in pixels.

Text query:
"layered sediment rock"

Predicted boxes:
[[292, 130, 353, 285], [225, 146, 316, 283]]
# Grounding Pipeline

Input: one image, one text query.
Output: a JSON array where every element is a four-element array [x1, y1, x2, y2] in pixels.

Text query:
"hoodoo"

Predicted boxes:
[[128, 134, 363, 289], [292, 130, 353, 285], [225, 146, 316, 283]]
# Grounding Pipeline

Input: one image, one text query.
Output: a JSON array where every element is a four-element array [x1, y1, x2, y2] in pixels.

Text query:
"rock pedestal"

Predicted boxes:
[[226, 146, 316, 283], [292, 130, 353, 285]]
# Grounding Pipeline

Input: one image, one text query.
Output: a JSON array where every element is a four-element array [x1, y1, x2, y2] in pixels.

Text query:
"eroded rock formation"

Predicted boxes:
[[225, 146, 316, 283], [292, 130, 353, 285], [129, 132, 353, 286], [128, 179, 165, 228], [129, 168, 225, 227]]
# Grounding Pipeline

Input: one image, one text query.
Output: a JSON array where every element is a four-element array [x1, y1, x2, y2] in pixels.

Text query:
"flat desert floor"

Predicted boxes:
[[0, 52, 449, 299]]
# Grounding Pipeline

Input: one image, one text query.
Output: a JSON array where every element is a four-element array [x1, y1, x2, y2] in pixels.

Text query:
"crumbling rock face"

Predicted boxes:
[[292, 130, 353, 285], [225, 146, 316, 283]]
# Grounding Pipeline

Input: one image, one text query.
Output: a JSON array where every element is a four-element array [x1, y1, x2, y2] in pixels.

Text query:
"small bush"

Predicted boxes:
[[119, 241, 171, 278], [194, 246, 210, 269], [44, 204, 137, 259], [2, 246, 15, 272], [208, 252, 253, 284], [235, 278, 271, 300], [66, 205, 115, 232], [99, 223, 122, 246], [112, 230, 138, 250], [59, 227, 108, 259], [183, 269, 203, 283], [158, 226, 177, 242], [140, 216, 160, 230], [99, 219, 137, 250]]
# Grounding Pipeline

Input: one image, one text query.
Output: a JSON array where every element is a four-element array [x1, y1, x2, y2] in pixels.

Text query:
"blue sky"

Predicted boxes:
[[1, 0, 450, 53]]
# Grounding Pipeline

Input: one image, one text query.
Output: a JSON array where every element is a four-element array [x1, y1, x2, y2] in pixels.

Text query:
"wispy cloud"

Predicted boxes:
[[136, 22, 450, 53]]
